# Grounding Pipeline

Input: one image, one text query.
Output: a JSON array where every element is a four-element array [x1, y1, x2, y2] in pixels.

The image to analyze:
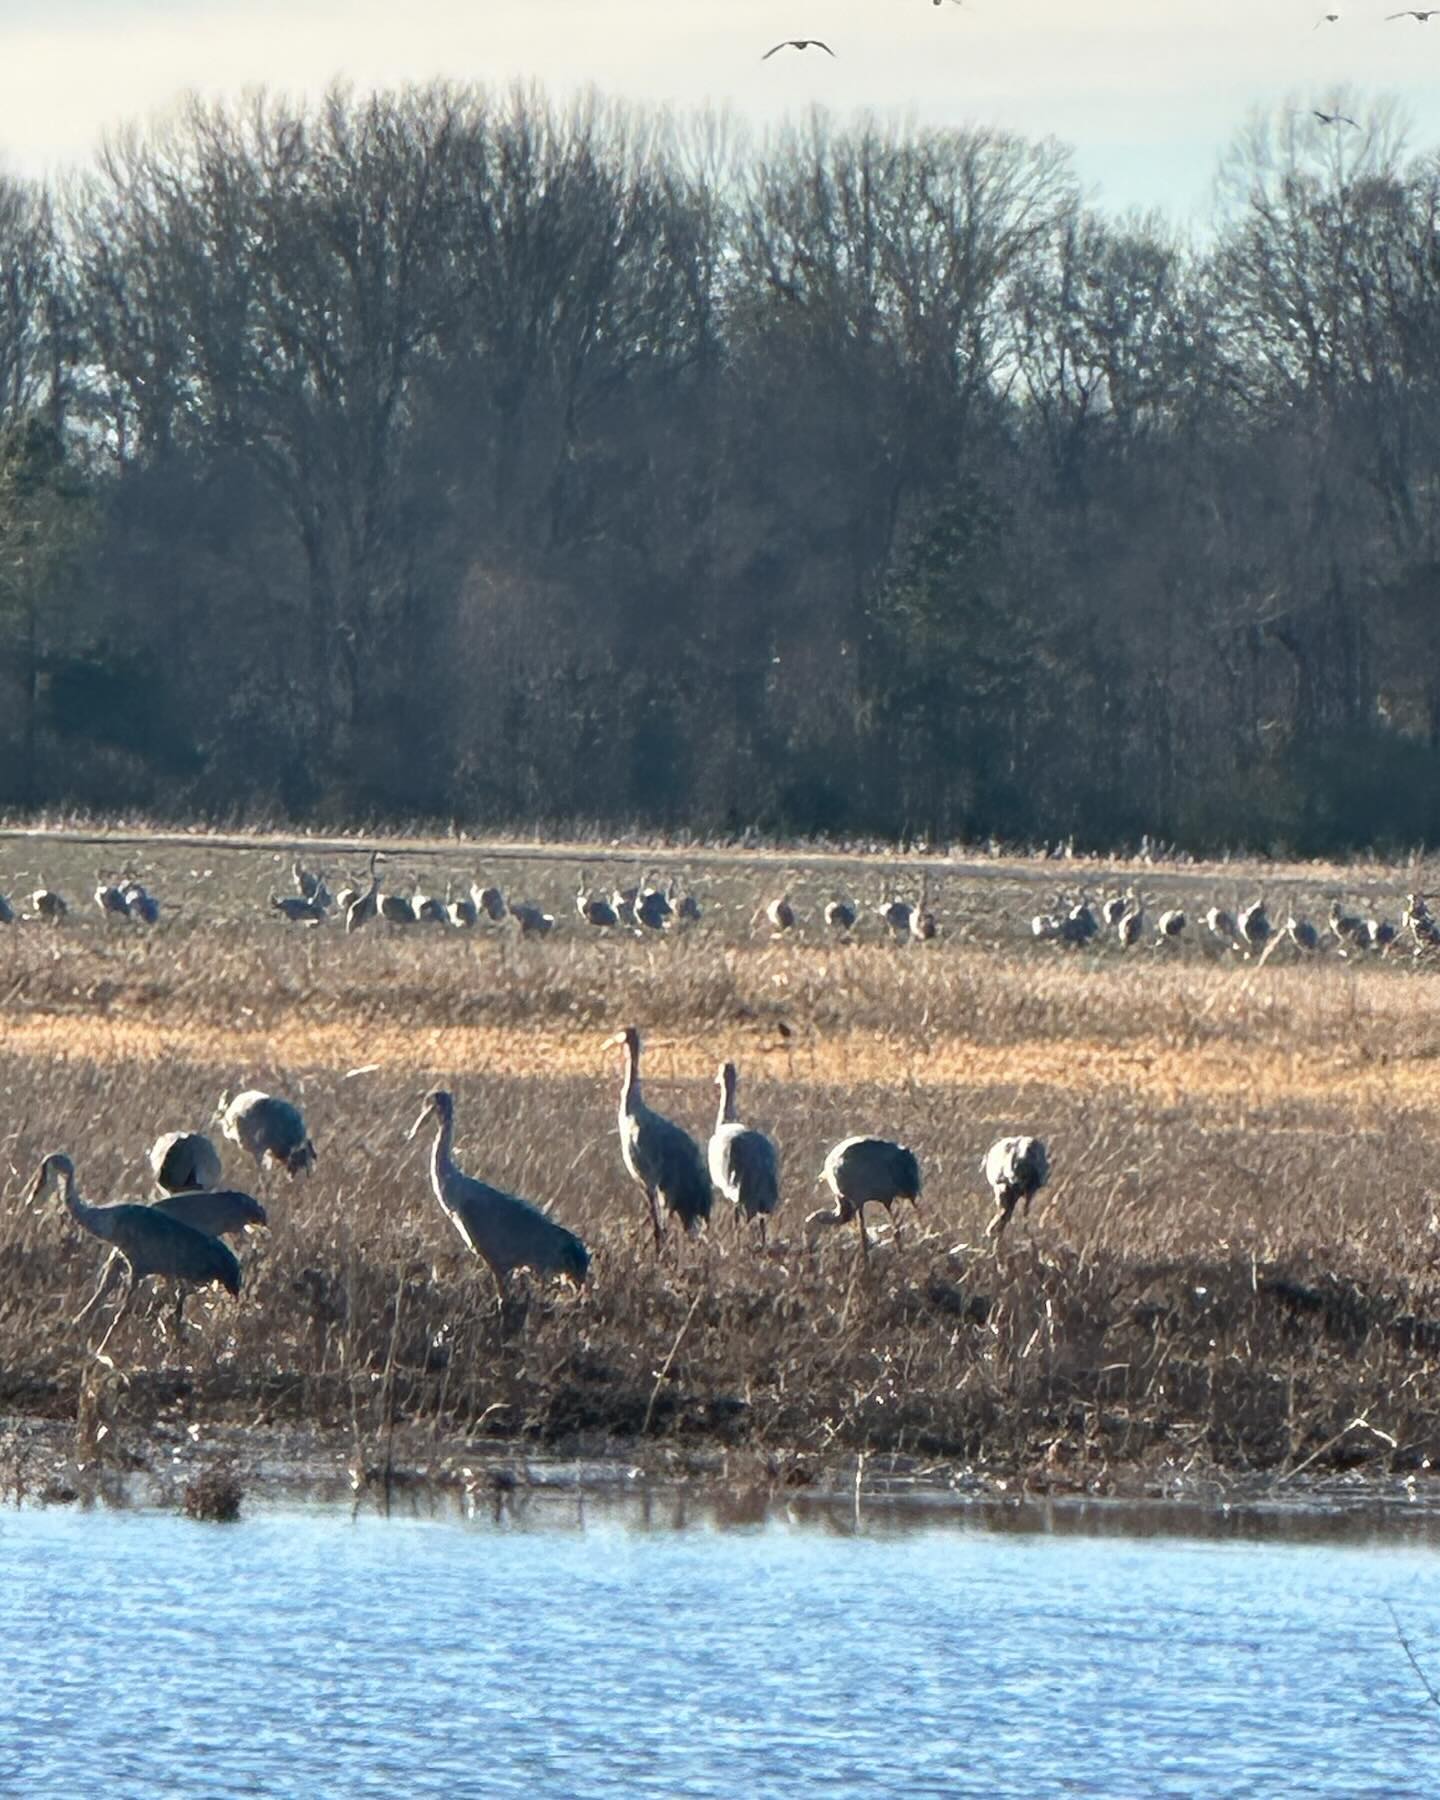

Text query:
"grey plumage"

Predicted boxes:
[[709, 1061, 781, 1235], [509, 899, 555, 937], [878, 898, 913, 939], [380, 890, 417, 926], [472, 882, 508, 922], [824, 898, 858, 933], [609, 1026, 712, 1247], [1205, 905, 1238, 946], [95, 878, 130, 920], [448, 894, 479, 928], [29, 1152, 241, 1360], [149, 1130, 223, 1194], [409, 1090, 589, 1292], [271, 893, 326, 924], [982, 1135, 1049, 1242], [577, 884, 619, 928], [220, 1089, 317, 1178], [1286, 914, 1320, 953], [808, 1135, 921, 1258], [124, 883, 160, 925], [30, 883, 66, 924], [1239, 900, 1272, 952], [152, 1188, 268, 1237]]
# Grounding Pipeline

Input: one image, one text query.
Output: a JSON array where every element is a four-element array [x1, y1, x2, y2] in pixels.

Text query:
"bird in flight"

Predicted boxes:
[[762, 39, 837, 59], [1388, 9, 1440, 18], [1313, 110, 1360, 128], [1314, 9, 1340, 24]]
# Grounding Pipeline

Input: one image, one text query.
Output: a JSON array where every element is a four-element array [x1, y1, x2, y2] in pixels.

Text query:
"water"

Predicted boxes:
[[2, 1491, 1439, 1797]]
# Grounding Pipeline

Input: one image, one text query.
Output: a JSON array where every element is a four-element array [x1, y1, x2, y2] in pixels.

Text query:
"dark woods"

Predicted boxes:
[[1, 85, 1438, 852]]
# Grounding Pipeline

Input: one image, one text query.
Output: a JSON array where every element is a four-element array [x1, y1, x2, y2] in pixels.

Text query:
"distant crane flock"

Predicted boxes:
[[10, 836, 1440, 1367]]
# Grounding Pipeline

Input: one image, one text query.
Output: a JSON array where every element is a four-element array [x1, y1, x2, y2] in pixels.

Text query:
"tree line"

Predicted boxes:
[[1, 84, 1438, 852]]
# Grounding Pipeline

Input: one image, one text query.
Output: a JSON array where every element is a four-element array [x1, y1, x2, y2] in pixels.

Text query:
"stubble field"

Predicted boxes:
[[4, 826, 1440, 1501]]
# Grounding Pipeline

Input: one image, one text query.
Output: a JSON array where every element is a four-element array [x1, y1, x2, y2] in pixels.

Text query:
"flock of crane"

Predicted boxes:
[[5, 854, 1436, 963], [1030, 888, 1440, 959], [24, 1027, 1048, 1364]]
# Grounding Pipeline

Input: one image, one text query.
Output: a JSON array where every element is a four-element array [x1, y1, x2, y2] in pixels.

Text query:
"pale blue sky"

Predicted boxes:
[[2, 1, 1438, 217]]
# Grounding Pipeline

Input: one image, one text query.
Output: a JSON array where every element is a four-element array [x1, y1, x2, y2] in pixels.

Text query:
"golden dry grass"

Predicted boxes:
[[4, 827, 1440, 1493]]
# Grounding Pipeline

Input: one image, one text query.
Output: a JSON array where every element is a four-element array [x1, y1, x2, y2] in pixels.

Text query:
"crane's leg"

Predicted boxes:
[[758, 1215, 769, 1251], [170, 1282, 188, 1338], [93, 1271, 138, 1362], [647, 1189, 665, 1254], [73, 1250, 122, 1326], [855, 1203, 869, 1260]]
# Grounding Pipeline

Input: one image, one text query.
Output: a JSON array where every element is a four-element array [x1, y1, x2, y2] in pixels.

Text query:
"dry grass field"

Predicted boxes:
[[4, 825, 1440, 1498]]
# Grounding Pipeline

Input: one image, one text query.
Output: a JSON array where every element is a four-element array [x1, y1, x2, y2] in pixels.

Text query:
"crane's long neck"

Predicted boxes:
[[620, 1044, 641, 1118], [717, 1072, 738, 1131], [430, 1111, 457, 1196], [55, 1164, 112, 1242]]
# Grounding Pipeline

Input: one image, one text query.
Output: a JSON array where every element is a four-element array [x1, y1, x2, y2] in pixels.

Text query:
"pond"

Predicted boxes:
[[2, 1488, 1437, 1797]]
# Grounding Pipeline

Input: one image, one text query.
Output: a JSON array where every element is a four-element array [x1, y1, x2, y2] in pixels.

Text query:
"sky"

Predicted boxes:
[[2, 0, 1438, 219]]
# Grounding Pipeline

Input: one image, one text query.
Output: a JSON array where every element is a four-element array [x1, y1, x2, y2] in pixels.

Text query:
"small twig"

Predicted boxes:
[[1385, 1600, 1440, 1719], [642, 1291, 703, 1436]]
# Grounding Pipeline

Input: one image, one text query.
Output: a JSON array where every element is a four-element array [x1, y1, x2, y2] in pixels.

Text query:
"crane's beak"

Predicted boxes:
[[405, 1105, 433, 1142]]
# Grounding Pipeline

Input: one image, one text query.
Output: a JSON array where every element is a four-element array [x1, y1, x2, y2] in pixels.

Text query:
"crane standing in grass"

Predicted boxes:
[[982, 1136, 1050, 1244], [220, 1090, 317, 1178], [29, 1152, 241, 1360], [607, 1026, 712, 1248], [150, 1131, 223, 1195], [708, 1062, 781, 1243], [808, 1136, 922, 1259], [408, 1089, 589, 1296]]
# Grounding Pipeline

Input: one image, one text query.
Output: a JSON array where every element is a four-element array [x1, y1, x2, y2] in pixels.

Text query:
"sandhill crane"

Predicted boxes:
[[607, 1026, 712, 1248], [95, 877, 130, 921], [1031, 911, 1061, 943], [29, 883, 66, 924], [878, 897, 913, 940], [1368, 916, 1398, 954], [1101, 893, 1129, 929], [763, 37, 835, 57], [292, 857, 323, 901], [910, 903, 938, 943], [1404, 894, 1440, 952], [150, 1131, 223, 1194], [408, 1090, 589, 1295], [448, 892, 478, 929], [755, 894, 797, 936], [473, 882, 507, 923], [1205, 905, 1238, 948], [344, 853, 381, 932], [808, 1136, 921, 1259], [825, 898, 858, 934], [271, 893, 326, 925], [1328, 899, 1365, 949], [1238, 900, 1272, 955], [610, 885, 638, 927], [669, 889, 702, 928], [1059, 900, 1097, 948], [380, 888, 416, 926], [509, 899, 555, 937], [414, 888, 448, 925], [982, 1136, 1049, 1243], [1118, 898, 1145, 948], [81, 1183, 268, 1324], [1286, 914, 1320, 954], [124, 881, 160, 925], [635, 883, 673, 931], [1156, 908, 1186, 944], [709, 1062, 780, 1241], [577, 883, 619, 928], [220, 1090, 316, 1178], [29, 1152, 241, 1360]]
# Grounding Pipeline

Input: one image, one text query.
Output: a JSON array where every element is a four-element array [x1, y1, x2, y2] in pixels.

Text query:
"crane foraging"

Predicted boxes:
[[708, 1062, 781, 1242], [95, 877, 130, 921], [577, 884, 619, 928], [29, 883, 67, 924], [220, 1090, 316, 1178], [982, 1136, 1050, 1243], [825, 898, 858, 934], [808, 1136, 922, 1259], [344, 850, 382, 932], [408, 1090, 589, 1295], [149, 1131, 223, 1194], [607, 1026, 712, 1248], [123, 881, 160, 925], [755, 894, 797, 936], [29, 1152, 241, 1360], [270, 893, 326, 925]]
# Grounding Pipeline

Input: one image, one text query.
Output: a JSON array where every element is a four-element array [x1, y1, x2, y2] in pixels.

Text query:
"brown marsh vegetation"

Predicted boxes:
[[4, 829, 1440, 1497]]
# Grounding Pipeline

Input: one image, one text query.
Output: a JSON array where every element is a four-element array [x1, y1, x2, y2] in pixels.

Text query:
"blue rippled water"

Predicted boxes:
[[2, 1494, 1438, 1797]]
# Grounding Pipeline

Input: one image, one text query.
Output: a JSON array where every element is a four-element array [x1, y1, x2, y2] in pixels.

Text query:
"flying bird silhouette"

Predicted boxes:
[[763, 39, 836, 59], [1388, 9, 1440, 18], [1314, 9, 1340, 24], [1313, 110, 1360, 128]]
